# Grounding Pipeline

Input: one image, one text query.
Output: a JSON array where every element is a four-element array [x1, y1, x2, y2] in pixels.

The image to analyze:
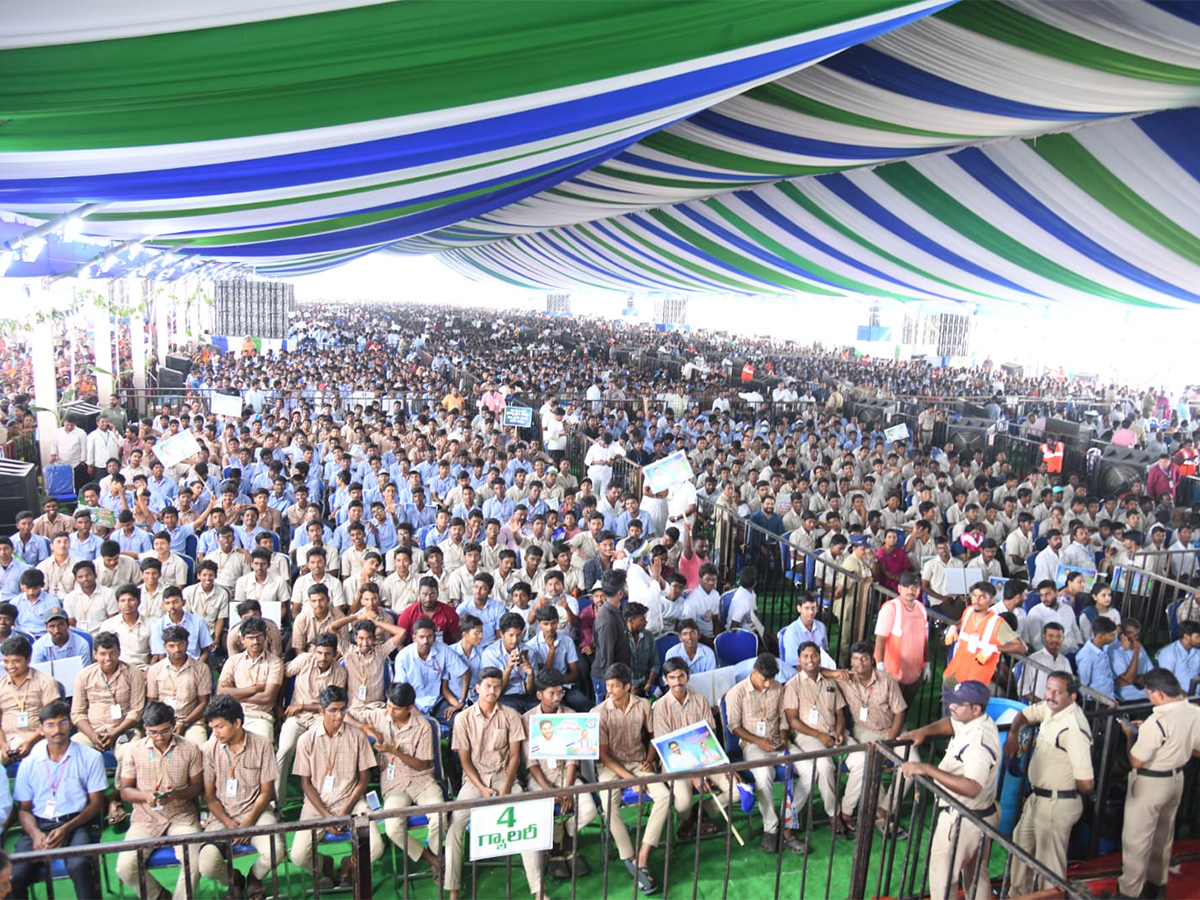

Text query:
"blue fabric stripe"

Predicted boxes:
[[815, 171, 1041, 296], [0, 9, 941, 204], [624, 211, 783, 291], [689, 110, 931, 162], [589, 218, 740, 291], [1134, 106, 1200, 183], [608, 151, 779, 183], [1149, 0, 1200, 27], [820, 45, 1103, 121], [953, 147, 1200, 304]]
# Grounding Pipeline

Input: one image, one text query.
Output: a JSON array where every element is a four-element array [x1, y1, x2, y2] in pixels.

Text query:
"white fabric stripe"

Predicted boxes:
[[1074, 120, 1200, 241], [984, 138, 1200, 289], [908, 153, 1189, 306], [1006, 0, 1200, 69], [0, 0, 392, 50], [870, 15, 1200, 113], [0, 0, 944, 175], [837, 165, 1164, 307]]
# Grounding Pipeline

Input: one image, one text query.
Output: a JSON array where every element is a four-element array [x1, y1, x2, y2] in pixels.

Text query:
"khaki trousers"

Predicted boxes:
[[116, 823, 201, 900], [444, 776, 543, 894], [791, 735, 839, 818], [289, 799, 383, 872], [596, 763, 674, 858], [383, 785, 445, 861], [243, 715, 275, 746], [742, 744, 780, 834], [72, 729, 142, 764], [1119, 771, 1183, 897], [928, 808, 997, 900], [275, 713, 317, 804], [1010, 793, 1082, 894], [198, 810, 286, 883]]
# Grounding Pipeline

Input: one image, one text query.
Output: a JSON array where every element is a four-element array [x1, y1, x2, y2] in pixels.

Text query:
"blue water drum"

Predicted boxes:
[[986, 697, 1029, 836]]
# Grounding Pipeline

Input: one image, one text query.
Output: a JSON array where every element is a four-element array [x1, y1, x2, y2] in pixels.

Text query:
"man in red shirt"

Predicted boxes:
[[396, 576, 461, 646], [1145, 454, 1180, 506]]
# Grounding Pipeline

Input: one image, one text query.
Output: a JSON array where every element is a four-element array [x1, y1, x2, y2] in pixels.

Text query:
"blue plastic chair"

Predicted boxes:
[[719, 590, 736, 626], [72, 628, 94, 653], [714, 631, 758, 668], [184, 534, 199, 560], [1025, 553, 1037, 581], [655, 632, 680, 661]]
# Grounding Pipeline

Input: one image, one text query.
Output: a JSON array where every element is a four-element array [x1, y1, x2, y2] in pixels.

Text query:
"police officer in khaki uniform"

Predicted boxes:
[[1117, 668, 1200, 899], [1003, 671, 1093, 894], [898, 680, 1000, 900]]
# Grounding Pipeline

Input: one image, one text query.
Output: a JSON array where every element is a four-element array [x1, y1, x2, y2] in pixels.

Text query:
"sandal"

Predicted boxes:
[[698, 819, 718, 837], [106, 804, 128, 826], [244, 874, 267, 900], [838, 814, 857, 834]]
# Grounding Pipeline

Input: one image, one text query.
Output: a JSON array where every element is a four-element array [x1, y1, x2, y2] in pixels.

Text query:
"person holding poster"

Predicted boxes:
[[522, 669, 597, 880]]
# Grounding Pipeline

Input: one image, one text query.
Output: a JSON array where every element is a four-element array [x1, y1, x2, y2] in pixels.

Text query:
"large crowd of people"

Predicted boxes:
[[0, 301, 1197, 900]]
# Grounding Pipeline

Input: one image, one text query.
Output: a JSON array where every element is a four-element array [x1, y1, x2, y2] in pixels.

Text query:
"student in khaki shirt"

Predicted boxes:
[[182, 560, 230, 650], [145, 625, 211, 747], [289, 684, 382, 888], [838, 641, 906, 832], [217, 617, 283, 745], [782, 641, 846, 844], [100, 584, 152, 668], [199, 695, 285, 898], [291, 583, 339, 654], [329, 615, 403, 708], [116, 701, 204, 900], [381, 548, 420, 611], [346, 682, 442, 878], [444, 666, 544, 900], [724, 653, 802, 853], [0, 634, 63, 762], [226, 599, 284, 658]]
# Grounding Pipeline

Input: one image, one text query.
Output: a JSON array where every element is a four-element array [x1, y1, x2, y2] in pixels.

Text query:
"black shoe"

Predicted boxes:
[[760, 832, 779, 853], [567, 854, 591, 878], [547, 857, 572, 880]]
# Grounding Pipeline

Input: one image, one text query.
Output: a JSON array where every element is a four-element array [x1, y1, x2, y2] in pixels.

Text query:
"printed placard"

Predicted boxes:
[[469, 798, 554, 861], [527, 713, 599, 761]]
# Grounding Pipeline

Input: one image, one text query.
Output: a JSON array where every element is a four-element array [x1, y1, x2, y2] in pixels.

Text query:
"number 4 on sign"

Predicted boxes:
[[497, 807, 516, 828]]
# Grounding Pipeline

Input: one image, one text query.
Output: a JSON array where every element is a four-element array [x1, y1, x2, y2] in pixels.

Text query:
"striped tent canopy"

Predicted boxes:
[[3, 0, 1200, 307]]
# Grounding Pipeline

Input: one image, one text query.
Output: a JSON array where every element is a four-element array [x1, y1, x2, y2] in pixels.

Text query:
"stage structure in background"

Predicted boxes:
[[214, 280, 295, 340], [653, 293, 688, 327], [545, 292, 571, 315]]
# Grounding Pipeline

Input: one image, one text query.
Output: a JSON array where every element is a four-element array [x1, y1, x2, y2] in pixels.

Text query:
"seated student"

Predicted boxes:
[[101, 583, 152, 667], [198, 695, 286, 899], [650, 659, 736, 860], [278, 632, 346, 806], [680, 563, 723, 646], [96, 539, 141, 591], [444, 666, 545, 900], [10, 699, 106, 900], [333, 616, 404, 708], [393, 616, 461, 719], [145, 625, 211, 747], [116, 701, 203, 900], [481, 612, 538, 713], [529, 604, 589, 711], [15, 569, 59, 638], [778, 593, 829, 666], [226, 599, 285, 658], [455, 571, 506, 644], [622, 601, 660, 698], [217, 616, 283, 744], [663, 618, 717, 674], [289, 684, 382, 889], [531, 569, 580, 641], [1019, 622, 1069, 702], [149, 586, 213, 665], [137, 558, 166, 619], [507, 581, 538, 642], [182, 559, 230, 652], [345, 683, 442, 879], [396, 576, 461, 646], [31, 604, 92, 666], [62, 560, 117, 635], [1076, 616, 1119, 700], [724, 653, 801, 853], [1079, 583, 1121, 643], [0, 634, 62, 763], [1155, 621, 1200, 696], [445, 613, 484, 717], [782, 641, 844, 848], [1109, 619, 1152, 702], [522, 669, 598, 880]]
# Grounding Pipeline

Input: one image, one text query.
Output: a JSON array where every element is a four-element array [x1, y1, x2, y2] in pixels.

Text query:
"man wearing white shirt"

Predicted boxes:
[[63, 561, 117, 634], [1017, 622, 1068, 702], [1168, 525, 1198, 582], [1022, 581, 1083, 654], [1004, 514, 1035, 573], [1059, 525, 1096, 572], [921, 539, 966, 611], [233, 549, 290, 608], [662, 619, 717, 674], [51, 416, 90, 491], [966, 540, 1003, 581], [1031, 531, 1063, 586], [86, 416, 122, 478]]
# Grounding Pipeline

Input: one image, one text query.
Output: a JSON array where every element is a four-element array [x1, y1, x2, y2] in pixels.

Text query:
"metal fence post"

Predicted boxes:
[[352, 811, 373, 899], [848, 743, 882, 900]]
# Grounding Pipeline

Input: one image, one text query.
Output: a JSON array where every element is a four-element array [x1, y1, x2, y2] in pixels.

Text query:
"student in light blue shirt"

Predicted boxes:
[[480, 612, 537, 711], [31, 606, 93, 667], [1155, 622, 1200, 696], [528, 605, 588, 711], [392, 616, 458, 717], [13, 513, 51, 567], [455, 576, 507, 645], [68, 511, 103, 561], [148, 588, 213, 663], [1075, 617, 1118, 700], [14, 570, 59, 638], [446, 614, 484, 711], [663, 619, 717, 674], [1108, 618, 1153, 702], [11, 699, 105, 900], [0, 537, 32, 603], [778, 594, 830, 667]]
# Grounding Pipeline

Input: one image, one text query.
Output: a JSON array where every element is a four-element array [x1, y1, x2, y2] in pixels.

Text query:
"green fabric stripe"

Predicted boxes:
[[700, 197, 926, 301], [640, 209, 838, 294], [0, 0, 922, 150], [751, 82, 982, 140], [1028, 132, 1200, 268], [937, 2, 1200, 85], [874, 162, 1167, 307], [639, 131, 836, 178], [774, 182, 1003, 300], [571, 223, 713, 291]]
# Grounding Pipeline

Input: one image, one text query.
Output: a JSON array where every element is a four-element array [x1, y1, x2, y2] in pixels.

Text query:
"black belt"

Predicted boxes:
[[1138, 767, 1185, 778], [1031, 788, 1078, 799], [938, 802, 998, 818]]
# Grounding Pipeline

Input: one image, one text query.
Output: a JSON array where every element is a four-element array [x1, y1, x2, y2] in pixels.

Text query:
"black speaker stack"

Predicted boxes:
[[0, 460, 38, 531]]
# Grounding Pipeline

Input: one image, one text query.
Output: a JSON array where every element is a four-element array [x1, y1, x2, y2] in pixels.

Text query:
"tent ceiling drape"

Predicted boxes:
[[3, 0, 1200, 306]]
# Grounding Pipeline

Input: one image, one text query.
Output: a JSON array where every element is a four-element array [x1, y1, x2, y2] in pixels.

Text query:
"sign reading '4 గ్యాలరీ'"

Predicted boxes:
[[469, 799, 555, 861]]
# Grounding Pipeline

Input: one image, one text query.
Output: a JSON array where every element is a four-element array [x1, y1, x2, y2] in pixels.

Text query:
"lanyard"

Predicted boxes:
[[322, 729, 343, 777], [6, 677, 30, 712], [44, 752, 71, 800], [101, 667, 123, 701], [222, 741, 243, 784], [149, 743, 177, 793]]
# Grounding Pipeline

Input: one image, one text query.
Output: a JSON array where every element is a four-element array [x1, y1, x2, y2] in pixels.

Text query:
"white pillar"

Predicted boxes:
[[129, 279, 148, 415], [154, 289, 170, 362], [189, 281, 203, 347], [31, 313, 58, 472], [93, 285, 115, 405]]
